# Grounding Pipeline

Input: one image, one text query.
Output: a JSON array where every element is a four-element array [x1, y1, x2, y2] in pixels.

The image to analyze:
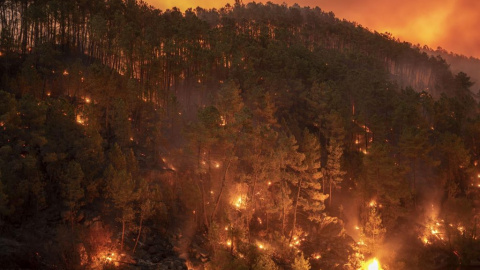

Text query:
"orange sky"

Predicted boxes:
[[144, 0, 480, 58]]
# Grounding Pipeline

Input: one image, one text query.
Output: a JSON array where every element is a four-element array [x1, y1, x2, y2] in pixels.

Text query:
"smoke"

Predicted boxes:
[[144, 0, 480, 58]]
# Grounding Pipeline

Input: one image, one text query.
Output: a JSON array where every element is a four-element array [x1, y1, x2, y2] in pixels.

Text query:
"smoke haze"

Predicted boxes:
[[144, 0, 480, 58]]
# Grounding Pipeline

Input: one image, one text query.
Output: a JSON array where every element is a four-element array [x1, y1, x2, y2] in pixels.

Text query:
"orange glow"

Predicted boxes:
[[76, 114, 86, 125], [234, 196, 243, 209], [366, 258, 380, 270], [144, 0, 480, 58]]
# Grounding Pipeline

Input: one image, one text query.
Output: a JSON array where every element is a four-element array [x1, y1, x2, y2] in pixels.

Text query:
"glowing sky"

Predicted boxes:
[[144, 0, 480, 58]]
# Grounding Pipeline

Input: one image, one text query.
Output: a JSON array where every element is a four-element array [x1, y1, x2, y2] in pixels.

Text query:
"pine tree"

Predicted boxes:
[[291, 252, 311, 270], [60, 161, 85, 226], [298, 129, 328, 224]]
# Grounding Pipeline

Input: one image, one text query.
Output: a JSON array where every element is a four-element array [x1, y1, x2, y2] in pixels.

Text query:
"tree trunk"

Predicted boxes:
[[133, 214, 143, 253], [121, 218, 125, 250], [210, 128, 243, 224], [329, 179, 332, 206], [281, 180, 287, 236], [290, 178, 302, 242]]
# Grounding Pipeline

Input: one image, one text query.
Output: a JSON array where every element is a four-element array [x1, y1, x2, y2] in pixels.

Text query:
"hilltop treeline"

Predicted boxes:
[[1, 1, 480, 269]]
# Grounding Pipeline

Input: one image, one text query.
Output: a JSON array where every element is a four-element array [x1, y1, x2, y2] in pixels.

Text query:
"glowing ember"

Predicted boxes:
[[369, 200, 376, 207], [85, 97, 91, 103], [234, 197, 243, 208], [214, 162, 220, 168], [63, 70, 69, 76], [268, 181, 272, 186], [47, 92, 51, 97], [225, 226, 229, 231], [366, 258, 380, 270], [257, 217, 262, 224], [355, 226, 360, 230], [227, 240, 232, 246], [257, 243, 264, 249], [76, 114, 85, 125]]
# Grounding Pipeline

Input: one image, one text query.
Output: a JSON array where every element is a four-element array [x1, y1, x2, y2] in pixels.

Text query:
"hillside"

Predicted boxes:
[[422, 46, 480, 95], [1, 1, 480, 269]]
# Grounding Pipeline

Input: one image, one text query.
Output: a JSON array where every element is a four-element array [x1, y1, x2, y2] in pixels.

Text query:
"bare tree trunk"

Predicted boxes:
[[290, 178, 302, 242], [329, 179, 332, 206], [210, 128, 243, 224], [121, 218, 125, 250], [133, 214, 143, 253], [281, 180, 287, 236]]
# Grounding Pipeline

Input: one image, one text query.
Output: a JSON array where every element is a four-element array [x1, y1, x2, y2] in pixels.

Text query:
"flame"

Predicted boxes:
[[220, 116, 226, 126], [366, 258, 380, 270], [76, 114, 85, 125], [234, 197, 243, 208]]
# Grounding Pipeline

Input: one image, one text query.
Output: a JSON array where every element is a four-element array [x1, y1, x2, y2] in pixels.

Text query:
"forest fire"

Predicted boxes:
[[2, 0, 480, 269], [366, 258, 380, 270]]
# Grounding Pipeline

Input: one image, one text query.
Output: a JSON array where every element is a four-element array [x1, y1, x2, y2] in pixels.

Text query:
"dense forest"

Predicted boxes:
[[422, 46, 480, 96], [1, 1, 480, 269]]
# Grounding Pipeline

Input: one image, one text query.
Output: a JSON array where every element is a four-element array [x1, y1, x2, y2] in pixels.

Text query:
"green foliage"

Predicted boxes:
[[60, 161, 85, 221], [291, 252, 311, 270], [1, 1, 480, 269]]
